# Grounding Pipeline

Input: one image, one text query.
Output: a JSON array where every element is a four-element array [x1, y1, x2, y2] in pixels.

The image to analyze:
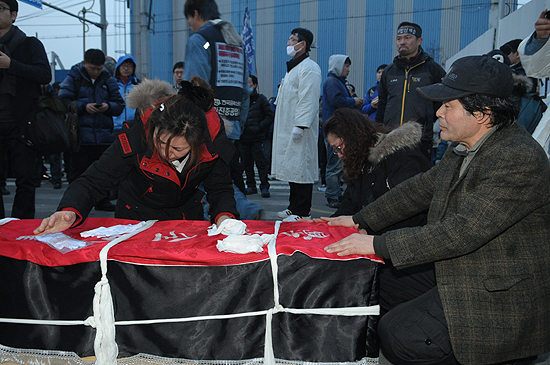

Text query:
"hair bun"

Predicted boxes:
[[178, 81, 211, 112]]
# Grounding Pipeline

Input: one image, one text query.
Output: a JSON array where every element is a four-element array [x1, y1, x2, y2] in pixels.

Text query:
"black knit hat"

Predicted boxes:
[[291, 28, 313, 52], [417, 56, 514, 102], [3, 0, 18, 12]]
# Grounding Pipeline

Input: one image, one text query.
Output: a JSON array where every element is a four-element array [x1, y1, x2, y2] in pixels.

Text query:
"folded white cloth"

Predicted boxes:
[[36, 232, 92, 254], [0, 217, 19, 226], [80, 222, 147, 238], [207, 219, 247, 236], [216, 233, 274, 254]]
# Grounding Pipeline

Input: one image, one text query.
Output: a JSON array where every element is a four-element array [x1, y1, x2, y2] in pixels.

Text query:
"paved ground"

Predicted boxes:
[[1, 169, 338, 221]]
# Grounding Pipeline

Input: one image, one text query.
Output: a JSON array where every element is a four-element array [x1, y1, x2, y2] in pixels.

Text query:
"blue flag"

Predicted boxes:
[[19, 0, 42, 9], [241, 2, 256, 76]]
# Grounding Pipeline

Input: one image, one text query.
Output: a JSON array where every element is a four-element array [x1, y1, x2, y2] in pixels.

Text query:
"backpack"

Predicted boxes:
[[21, 89, 70, 155], [517, 93, 548, 134]]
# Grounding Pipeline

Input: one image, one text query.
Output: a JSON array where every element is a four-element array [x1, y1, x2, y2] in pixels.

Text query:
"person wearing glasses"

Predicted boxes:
[[113, 55, 140, 133], [0, 0, 51, 219], [321, 108, 434, 319], [172, 61, 184, 89]]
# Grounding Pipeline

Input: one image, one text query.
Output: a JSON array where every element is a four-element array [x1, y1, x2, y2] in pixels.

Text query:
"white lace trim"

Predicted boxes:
[[0, 220, 379, 364]]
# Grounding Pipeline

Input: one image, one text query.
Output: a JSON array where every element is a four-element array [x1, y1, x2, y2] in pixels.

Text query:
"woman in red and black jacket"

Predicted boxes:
[[34, 81, 238, 235]]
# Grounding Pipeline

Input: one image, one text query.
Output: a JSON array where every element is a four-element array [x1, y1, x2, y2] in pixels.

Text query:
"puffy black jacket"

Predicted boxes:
[[240, 90, 273, 143], [58, 108, 238, 223], [375, 49, 446, 142]]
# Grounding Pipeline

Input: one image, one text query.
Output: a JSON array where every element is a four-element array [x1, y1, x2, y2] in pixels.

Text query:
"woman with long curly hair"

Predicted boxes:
[[322, 108, 435, 316]]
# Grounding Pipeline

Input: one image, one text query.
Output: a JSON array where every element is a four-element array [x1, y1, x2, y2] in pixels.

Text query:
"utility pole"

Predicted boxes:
[[100, 0, 107, 55]]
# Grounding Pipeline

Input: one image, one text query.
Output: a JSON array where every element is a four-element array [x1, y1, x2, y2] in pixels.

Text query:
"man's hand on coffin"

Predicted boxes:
[[324, 232, 375, 257], [316, 215, 357, 228], [33, 211, 77, 235]]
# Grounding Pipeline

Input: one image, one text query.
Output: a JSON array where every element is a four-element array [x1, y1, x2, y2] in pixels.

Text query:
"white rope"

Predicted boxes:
[[86, 219, 157, 365]]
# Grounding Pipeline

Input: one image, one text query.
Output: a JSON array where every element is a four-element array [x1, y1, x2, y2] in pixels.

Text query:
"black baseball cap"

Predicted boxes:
[[291, 28, 313, 52], [417, 55, 514, 102]]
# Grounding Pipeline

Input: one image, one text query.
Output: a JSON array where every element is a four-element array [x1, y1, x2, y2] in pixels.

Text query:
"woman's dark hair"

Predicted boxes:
[[458, 93, 520, 129], [147, 94, 208, 168], [184, 0, 221, 20], [249, 74, 258, 86], [323, 109, 390, 181], [183, 76, 215, 111]]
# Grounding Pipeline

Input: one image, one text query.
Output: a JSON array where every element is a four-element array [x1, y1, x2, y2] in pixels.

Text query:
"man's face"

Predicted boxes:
[[173, 67, 184, 85], [396, 30, 422, 58], [187, 10, 203, 33], [83, 62, 104, 79], [287, 35, 305, 58], [508, 51, 520, 65], [376, 68, 384, 82], [342, 62, 351, 78], [436, 99, 484, 149], [248, 77, 254, 89], [0, 1, 16, 33], [119, 60, 135, 77]]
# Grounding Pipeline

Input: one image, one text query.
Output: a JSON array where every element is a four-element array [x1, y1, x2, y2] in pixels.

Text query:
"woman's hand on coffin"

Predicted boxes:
[[33, 211, 77, 235], [215, 214, 233, 227], [317, 215, 357, 228], [324, 232, 374, 256]]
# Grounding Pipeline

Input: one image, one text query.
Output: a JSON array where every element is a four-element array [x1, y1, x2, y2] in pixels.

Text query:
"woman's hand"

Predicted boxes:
[[324, 232, 375, 257], [215, 214, 233, 226], [34, 211, 77, 236]]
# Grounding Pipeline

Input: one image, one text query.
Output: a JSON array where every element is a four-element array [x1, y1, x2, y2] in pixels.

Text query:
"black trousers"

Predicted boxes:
[[378, 286, 538, 365], [0, 122, 39, 219], [288, 182, 312, 217], [240, 141, 269, 191]]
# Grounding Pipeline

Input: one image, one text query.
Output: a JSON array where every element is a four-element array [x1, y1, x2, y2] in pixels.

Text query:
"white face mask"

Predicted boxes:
[[287, 42, 303, 57]]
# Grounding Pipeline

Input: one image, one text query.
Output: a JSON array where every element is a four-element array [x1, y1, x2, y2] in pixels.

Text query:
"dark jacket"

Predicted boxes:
[[59, 63, 124, 145], [361, 82, 379, 120], [240, 89, 273, 143], [333, 122, 434, 314], [358, 123, 550, 364], [1, 27, 51, 124], [321, 72, 355, 124], [58, 108, 238, 223], [375, 49, 446, 142]]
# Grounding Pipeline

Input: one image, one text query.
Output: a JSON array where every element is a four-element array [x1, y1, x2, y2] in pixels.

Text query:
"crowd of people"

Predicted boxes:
[[2, 0, 550, 363]]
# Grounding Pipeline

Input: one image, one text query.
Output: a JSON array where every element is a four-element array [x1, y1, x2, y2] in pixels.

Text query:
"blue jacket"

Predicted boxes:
[[321, 72, 355, 124], [59, 63, 124, 146], [361, 82, 379, 120], [113, 55, 139, 131]]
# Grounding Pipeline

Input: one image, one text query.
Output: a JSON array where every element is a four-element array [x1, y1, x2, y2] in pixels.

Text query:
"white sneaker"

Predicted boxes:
[[277, 209, 293, 218], [282, 214, 312, 222]]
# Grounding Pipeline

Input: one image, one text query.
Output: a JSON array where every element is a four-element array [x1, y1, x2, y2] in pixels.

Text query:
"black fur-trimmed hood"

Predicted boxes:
[[368, 122, 422, 166]]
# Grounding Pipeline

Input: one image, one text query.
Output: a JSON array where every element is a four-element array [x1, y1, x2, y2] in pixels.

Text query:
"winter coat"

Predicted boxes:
[[240, 89, 274, 143], [356, 123, 550, 364], [272, 56, 322, 183], [361, 83, 379, 120], [334, 122, 430, 222], [59, 63, 124, 146], [113, 55, 139, 131], [375, 49, 446, 143], [1, 26, 51, 124], [321, 54, 356, 123], [519, 32, 550, 78], [58, 108, 238, 223]]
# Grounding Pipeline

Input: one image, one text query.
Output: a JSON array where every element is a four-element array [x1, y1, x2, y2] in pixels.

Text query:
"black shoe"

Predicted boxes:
[[261, 188, 270, 198], [0, 186, 9, 195], [52, 181, 62, 189], [244, 187, 257, 195], [95, 201, 116, 211]]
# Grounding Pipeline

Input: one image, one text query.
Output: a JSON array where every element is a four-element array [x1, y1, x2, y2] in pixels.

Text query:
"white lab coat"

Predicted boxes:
[[272, 57, 322, 184], [519, 34, 550, 78]]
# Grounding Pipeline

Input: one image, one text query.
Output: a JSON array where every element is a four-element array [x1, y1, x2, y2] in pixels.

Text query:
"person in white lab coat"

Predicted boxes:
[[272, 28, 322, 221]]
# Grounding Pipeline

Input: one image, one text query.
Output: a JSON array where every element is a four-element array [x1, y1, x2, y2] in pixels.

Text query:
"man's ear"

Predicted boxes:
[[11, 11, 17, 23], [417, 37, 423, 46], [473, 109, 491, 125]]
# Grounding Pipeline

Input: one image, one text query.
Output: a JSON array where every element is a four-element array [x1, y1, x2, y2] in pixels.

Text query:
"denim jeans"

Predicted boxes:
[[324, 137, 343, 202]]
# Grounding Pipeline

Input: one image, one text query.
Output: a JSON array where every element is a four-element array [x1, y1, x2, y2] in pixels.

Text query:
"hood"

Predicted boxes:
[[115, 55, 137, 77], [126, 78, 176, 111], [368, 122, 422, 166], [210, 19, 243, 47], [328, 54, 349, 77], [512, 73, 534, 95]]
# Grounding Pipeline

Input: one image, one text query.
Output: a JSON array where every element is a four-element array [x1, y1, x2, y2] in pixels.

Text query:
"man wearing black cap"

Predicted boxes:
[[375, 22, 446, 161], [0, 0, 51, 219], [324, 56, 550, 364], [272, 27, 322, 222]]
